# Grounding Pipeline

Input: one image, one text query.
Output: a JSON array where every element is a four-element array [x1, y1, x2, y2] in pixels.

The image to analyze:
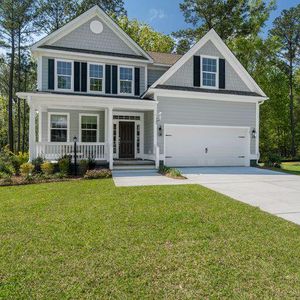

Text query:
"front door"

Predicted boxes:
[[119, 121, 135, 159]]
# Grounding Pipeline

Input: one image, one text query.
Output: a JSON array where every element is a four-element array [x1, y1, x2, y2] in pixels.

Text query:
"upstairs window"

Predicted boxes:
[[56, 60, 72, 90], [89, 64, 104, 92], [119, 66, 133, 95], [80, 115, 98, 143], [50, 114, 69, 142], [202, 57, 218, 88]]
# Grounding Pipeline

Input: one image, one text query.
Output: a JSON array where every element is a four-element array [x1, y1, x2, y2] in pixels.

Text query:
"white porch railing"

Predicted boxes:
[[36, 142, 107, 161]]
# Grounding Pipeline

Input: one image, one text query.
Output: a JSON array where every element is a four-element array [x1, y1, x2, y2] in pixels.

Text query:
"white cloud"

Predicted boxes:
[[149, 8, 167, 22]]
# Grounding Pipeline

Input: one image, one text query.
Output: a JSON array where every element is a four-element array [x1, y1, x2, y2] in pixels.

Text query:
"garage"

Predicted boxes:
[[164, 125, 250, 167]]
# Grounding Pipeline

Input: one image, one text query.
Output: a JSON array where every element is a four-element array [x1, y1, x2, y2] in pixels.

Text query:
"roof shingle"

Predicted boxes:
[[147, 51, 182, 66]]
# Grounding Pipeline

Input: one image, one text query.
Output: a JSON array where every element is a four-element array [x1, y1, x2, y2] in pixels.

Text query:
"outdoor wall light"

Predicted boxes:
[[159, 126, 162, 136], [251, 129, 257, 139], [73, 136, 77, 143]]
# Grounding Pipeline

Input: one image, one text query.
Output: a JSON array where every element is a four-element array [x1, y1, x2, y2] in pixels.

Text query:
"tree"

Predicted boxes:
[[77, 0, 126, 17], [174, 0, 275, 46], [176, 39, 190, 54], [115, 15, 175, 53], [270, 5, 300, 157]]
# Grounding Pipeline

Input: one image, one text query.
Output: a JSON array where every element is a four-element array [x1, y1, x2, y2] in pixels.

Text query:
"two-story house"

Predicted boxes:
[[17, 5, 268, 170]]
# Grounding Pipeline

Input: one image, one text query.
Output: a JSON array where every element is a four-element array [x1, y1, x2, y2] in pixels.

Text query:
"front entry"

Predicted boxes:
[[119, 121, 135, 159]]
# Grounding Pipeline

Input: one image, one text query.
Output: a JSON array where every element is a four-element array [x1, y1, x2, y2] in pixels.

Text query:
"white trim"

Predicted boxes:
[[112, 111, 144, 159], [152, 88, 267, 103], [37, 56, 43, 91], [87, 62, 105, 94], [118, 65, 134, 96], [55, 58, 74, 92], [31, 6, 153, 62], [201, 55, 219, 89], [79, 113, 100, 143], [48, 112, 70, 143], [145, 29, 267, 98]]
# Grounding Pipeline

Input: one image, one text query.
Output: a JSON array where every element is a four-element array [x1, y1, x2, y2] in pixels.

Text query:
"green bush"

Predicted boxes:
[[158, 165, 171, 175], [84, 169, 112, 179], [168, 168, 182, 178], [159, 165, 184, 179], [0, 172, 12, 184], [41, 161, 54, 175], [0, 147, 16, 175], [20, 163, 35, 176], [32, 157, 44, 173], [264, 153, 282, 168], [58, 156, 71, 175], [79, 159, 89, 175]]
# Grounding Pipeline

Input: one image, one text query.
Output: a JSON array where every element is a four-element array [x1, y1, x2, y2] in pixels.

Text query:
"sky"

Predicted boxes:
[[124, 0, 300, 37]]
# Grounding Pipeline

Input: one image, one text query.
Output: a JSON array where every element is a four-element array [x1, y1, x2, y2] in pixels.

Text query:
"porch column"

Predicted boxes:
[[28, 100, 36, 161], [107, 107, 113, 170], [153, 107, 159, 169]]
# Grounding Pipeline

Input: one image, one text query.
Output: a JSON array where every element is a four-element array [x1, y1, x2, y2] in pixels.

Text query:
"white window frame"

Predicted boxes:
[[201, 55, 219, 89], [79, 113, 100, 143], [48, 112, 70, 143], [55, 59, 74, 91], [87, 63, 105, 94], [118, 65, 134, 96]]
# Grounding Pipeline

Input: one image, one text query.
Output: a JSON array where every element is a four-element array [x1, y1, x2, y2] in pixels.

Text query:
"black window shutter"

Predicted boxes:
[[193, 56, 201, 87], [105, 65, 111, 94], [134, 68, 140, 96], [81, 62, 87, 92], [112, 65, 118, 94], [219, 58, 226, 89], [48, 59, 54, 90], [74, 62, 81, 92]]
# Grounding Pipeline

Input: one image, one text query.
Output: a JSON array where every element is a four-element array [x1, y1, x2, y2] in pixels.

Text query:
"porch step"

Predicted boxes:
[[114, 160, 155, 166], [113, 165, 156, 170]]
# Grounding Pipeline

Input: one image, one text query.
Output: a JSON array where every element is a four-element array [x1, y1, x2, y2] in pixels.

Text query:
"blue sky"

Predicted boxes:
[[124, 0, 300, 37]]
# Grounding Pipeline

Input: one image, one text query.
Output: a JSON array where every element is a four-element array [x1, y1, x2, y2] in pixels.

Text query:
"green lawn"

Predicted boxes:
[[1, 180, 300, 299], [280, 162, 300, 175]]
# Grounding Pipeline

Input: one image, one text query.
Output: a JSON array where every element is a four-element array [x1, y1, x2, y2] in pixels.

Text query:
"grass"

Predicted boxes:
[[259, 161, 300, 176], [1, 180, 300, 299]]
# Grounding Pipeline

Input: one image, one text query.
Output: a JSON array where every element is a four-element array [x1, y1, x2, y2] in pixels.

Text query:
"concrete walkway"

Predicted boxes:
[[113, 167, 300, 225]]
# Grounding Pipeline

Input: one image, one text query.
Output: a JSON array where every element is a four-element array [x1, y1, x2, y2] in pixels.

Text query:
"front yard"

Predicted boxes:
[[1, 179, 300, 299]]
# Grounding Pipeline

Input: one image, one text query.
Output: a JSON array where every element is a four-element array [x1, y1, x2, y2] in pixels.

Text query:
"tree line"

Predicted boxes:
[[0, 0, 299, 159]]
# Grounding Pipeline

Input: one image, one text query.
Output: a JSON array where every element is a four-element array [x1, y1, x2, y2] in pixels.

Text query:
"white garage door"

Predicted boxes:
[[164, 125, 250, 167]]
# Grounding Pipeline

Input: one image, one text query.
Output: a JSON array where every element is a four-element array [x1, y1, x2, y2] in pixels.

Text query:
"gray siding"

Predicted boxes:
[[148, 68, 168, 87], [157, 96, 256, 154], [165, 40, 250, 92], [144, 111, 154, 154], [41, 109, 105, 143], [52, 17, 136, 56]]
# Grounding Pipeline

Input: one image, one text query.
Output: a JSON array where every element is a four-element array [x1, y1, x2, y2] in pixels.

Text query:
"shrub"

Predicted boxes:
[[168, 168, 182, 178], [84, 169, 112, 179], [58, 156, 71, 175], [159, 165, 185, 179], [87, 157, 96, 170], [41, 161, 54, 175], [159, 165, 171, 175], [264, 153, 282, 168], [0, 172, 12, 185], [0, 146, 16, 175], [20, 162, 35, 176], [79, 159, 89, 175], [32, 156, 44, 173]]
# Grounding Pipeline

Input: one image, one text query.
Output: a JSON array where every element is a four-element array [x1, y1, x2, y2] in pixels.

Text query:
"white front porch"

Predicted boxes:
[[18, 92, 159, 170]]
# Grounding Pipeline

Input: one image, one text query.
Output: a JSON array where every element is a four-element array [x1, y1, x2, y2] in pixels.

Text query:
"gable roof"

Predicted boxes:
[[146, 29, 267, 98], [31, 5, 153, 62], [147, 51, 182, 66]]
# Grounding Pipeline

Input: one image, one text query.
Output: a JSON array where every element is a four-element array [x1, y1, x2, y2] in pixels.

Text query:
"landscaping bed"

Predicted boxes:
[[159, 165, 187, 179]]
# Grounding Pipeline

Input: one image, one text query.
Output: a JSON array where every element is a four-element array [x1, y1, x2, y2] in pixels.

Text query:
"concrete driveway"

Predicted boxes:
[[179, 167, 300, 225]]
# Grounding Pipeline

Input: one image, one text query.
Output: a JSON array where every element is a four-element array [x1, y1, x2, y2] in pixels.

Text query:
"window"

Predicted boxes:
[[119, 66, 133, 94], [89, 64, 104, 92], [80, 115, 98, 143], [50, 114, 68, 142], [202, 57, 218, 88], [56, 60, 72, 90]]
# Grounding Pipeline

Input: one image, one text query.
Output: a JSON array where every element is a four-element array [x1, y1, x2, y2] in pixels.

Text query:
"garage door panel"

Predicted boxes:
[[165, 125, 249, 167]]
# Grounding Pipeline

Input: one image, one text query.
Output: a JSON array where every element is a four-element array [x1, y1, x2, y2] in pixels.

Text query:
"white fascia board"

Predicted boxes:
[[146, 28, 267, 98], [16, 92, 157, 110], [32, 48, 151, 66], [152, 88, 267, 103], [31, 6, 153, 63]]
